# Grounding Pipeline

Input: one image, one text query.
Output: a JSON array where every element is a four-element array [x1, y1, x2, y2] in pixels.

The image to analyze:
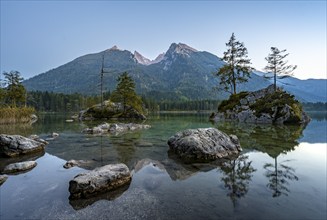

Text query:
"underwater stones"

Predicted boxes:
[[2, 161, 37, 174], [63, 159, 92, 169], [69, 163, 132, 199], [0, 134, 47, 157], [168, 128, 242, 161]]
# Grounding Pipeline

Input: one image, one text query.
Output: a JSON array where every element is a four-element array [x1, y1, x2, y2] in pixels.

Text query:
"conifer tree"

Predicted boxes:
[[111, 72, 143, 113], [216, 33, 252, 94], [3, 71, 26, 107], [264, 47, 297, 91]]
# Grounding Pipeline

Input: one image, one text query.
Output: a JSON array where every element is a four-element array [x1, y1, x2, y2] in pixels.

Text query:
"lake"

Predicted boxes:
[[0, 112, 326, 220]]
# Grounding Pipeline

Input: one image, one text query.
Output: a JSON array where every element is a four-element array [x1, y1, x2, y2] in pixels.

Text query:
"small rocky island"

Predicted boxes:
[[168, 128, 242, 162], [210, 85, 310, 124], [79, 100, 146, 121]]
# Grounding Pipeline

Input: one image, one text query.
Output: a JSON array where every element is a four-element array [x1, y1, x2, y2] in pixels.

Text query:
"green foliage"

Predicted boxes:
[[215, 33, 252, 94], [218, 91, 248, 112], [264, 47, 297, 91], [111, 72, 144, 114], [0, 106, 35, 124], [2, 70, 26, 107], [250, 90, 303, 123], [27, 90, 103, 112]]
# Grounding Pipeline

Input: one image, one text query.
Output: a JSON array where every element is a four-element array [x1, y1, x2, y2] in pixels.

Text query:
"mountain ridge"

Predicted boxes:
[[23, 43, 326, 102]]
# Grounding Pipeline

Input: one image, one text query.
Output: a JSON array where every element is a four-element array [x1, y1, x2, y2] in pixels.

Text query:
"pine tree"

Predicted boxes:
[[216, 33, 252, 95], [111, 72, 143, 114], [264, 47, 297, 91], [3, 71, 26, 107]]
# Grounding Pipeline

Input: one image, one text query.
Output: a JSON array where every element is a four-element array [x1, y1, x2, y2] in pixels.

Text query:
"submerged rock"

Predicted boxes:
[[69, 163, 132, 199], [0, 134, 47, 157], [168, 128, 242, 162], [64, 159, 92, 169], [0, 175, 8, 185], [82, 123, 151, 135], [2, 161, 37, 174], [211, 85, 310, 124]]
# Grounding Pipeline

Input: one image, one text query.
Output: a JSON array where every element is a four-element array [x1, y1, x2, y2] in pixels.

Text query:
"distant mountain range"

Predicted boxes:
[[23, 43, 326, 102]]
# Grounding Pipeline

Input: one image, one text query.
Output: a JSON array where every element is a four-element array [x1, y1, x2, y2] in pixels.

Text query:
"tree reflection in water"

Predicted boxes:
[[219, 154, 256, 207], [264, 158, 298, 197], [215, 121, 304, 198]]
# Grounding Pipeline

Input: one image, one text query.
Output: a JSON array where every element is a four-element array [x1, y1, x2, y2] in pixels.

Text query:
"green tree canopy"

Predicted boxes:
[[264, 47, 297, 91], [110, 72, 144, 113], [3, 70, 26, 107], [215, 33, 252, 95]]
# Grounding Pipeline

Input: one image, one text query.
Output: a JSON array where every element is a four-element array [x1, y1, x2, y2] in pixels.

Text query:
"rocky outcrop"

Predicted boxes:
[[82, 123, 151, 135], [168, 128, 242, 162], [0, 175, 8, 185], [69, 163, 132, 199], [2, 161, 37, 174], [211, 85, 310, 124], [0, 134, 47, 157], [79, 100, 146, 120]]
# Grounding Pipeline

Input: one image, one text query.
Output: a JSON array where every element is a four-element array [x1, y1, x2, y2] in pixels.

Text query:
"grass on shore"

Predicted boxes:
[[0, 107, 35, 124]]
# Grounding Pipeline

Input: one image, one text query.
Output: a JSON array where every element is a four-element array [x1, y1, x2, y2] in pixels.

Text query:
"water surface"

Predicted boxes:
[[0, 112, 326, 219]]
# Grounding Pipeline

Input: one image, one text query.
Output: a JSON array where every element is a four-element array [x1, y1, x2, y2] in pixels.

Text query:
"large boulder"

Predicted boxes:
[[69, 163, 132, 199], [82, 123, 151, 135], [168, 128, 242, 162], [2, 161, 37, 174], [0, 134, 47, 157], [211, 85, 310, 124]]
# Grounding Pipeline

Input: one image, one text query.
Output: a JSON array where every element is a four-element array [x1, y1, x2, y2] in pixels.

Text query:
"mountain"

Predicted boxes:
[[254, 71, 327, 103], [23, 43, 326, 102]]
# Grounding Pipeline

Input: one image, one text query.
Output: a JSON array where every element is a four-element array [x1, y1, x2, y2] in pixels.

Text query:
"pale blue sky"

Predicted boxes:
[[1, 0, 326, 80]]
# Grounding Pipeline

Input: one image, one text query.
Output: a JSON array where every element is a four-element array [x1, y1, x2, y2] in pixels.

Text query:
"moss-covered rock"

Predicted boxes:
[[79, 100, 146, 120], [211, 85, 310, 124]]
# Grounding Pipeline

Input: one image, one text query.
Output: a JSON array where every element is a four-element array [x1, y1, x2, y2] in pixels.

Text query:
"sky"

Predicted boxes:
[[0, 0, 326, 80]]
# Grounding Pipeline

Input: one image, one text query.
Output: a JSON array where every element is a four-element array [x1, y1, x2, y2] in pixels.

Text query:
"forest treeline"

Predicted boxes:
[[26, 90, 220, 112], [24, 90, 326, 113]]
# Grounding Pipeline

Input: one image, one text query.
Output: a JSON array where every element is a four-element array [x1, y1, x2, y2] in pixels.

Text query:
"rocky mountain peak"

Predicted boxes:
[[108, 45, 120, 51], [134, 51, 165, 65], [134, 51, 152, 65], [166, 43, 198, 56]]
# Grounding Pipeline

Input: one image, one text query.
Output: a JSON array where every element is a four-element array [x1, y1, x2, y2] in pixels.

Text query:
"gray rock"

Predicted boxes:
[[69, 163, 132, 199], [3, 161, 37, 174], [0, 175, 8, 185], [83, 123, 151, 135], [28, 135, 49, 145], [167, 128, 242, 161], [109, 123, 151, 134], [0, 134, 47, 157]]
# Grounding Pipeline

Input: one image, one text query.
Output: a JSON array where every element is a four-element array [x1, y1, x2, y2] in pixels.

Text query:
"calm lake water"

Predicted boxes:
[[1, 112, 326, 220]]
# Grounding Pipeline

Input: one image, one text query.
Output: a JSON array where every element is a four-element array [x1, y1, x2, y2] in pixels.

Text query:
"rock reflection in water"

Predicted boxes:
[[69, 182, 131, 210], [0, 150, 45, 173]]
